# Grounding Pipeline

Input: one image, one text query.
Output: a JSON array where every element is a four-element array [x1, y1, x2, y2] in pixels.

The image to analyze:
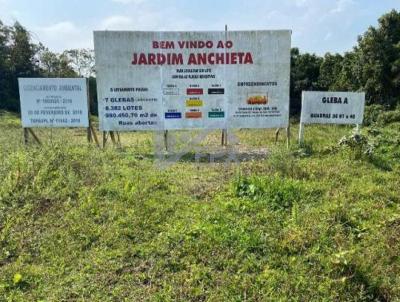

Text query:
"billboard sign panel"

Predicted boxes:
[[94, 30, 291, 131], [300, 91, 365, 125], [18, 78, 89, 128]]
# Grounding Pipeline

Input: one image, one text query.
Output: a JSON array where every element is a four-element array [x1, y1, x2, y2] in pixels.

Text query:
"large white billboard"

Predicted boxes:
[[300, 91, 365, 125], [94, 30, 291, 131], [18, 78, 89, 128]]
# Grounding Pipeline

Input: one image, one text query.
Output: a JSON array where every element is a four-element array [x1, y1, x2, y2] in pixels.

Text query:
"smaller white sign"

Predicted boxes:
[[300, 91, 365, 125], [18, 78, 89, 128]]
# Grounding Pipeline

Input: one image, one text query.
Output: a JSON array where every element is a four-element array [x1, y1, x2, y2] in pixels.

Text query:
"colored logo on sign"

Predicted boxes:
[[185, 112, 202, 119], [187, 88, 203, 95], [208, 111, 225, 118], [186, 99, 203, 107], [163, 87, 179, 95], [165, 112, 182, 119], [208, 88, 225, 95], [247, 95, 268, 105]]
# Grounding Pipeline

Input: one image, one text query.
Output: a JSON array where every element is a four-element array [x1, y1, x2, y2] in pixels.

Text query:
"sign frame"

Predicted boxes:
[[298, 91, 366, 144], [18, 77, 99, 146], [93, 29, 291, 134]]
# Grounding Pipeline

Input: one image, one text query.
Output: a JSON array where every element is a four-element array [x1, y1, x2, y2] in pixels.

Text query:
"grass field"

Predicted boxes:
[[1, 110, 400, 301]]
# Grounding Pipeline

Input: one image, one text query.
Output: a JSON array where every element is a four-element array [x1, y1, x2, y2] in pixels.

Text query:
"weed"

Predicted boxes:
[[0, 110, 400, 300]]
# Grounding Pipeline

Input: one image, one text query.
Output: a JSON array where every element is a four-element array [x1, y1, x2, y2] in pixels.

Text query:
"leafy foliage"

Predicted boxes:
[[290, 48, 323, 114], [356, 10, 400, 106], [291, 10, 400, 113], [363, 104, 386, 126], [1, 10, 400, 115], [0, 112, 400, 300], [0, 21, 95, 113], [339, 129, 375, 159], [235, 176, 303, 210]]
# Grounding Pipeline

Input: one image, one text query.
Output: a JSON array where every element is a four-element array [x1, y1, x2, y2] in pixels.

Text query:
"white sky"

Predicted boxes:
[[0, 0, 399, 54]]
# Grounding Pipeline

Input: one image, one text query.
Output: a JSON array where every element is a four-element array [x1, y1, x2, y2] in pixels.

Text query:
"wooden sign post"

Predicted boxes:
[[274, 127, 291, 148], [102, 131, 121, 148], [86, 78, 100, 147], [23, 127, 41, 145]]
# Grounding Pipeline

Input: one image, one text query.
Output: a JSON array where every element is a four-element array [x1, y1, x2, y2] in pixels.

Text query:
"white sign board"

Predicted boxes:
[[94, 30, 291, 131], [300, 91, 365, 125], [18, 78, 89, 128]]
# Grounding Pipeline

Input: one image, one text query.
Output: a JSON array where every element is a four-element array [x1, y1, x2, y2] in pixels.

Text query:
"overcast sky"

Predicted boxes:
[[1, 0, 399, 55]]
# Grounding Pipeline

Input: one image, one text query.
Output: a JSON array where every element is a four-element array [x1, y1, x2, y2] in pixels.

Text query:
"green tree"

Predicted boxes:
[[7, 22, 38, 111], [0, 20, 78, 111], [63, 49, 96, 114], [37, 45, 76, 77], [355, 9, 400, 106], [0, 21, 11, 108], [290, 48, 323, 114], [64, 48, 95, 77], [318, 53, 343, 90], [334, 51, 361, 92], [9, 22, 37, 78]]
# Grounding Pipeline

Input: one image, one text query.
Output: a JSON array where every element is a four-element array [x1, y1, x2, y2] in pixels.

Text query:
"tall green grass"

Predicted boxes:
[[1, 110, 400, 301]]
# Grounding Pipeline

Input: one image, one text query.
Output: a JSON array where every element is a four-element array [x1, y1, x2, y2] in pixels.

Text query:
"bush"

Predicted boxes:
[[376, 110, 400, 125], [363, 105, 400, 127], [265, 147, 305, 178], [234, 176, 303, 210], [339, 129, 374, 160], [0, 98, 20, 113], [363, 104, 385, 126]]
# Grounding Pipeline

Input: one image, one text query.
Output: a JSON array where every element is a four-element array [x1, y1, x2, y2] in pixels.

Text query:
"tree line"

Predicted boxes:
[[0, 9, 399, 115], [0, 21, 97, 113], [291, 9, 400, 114]]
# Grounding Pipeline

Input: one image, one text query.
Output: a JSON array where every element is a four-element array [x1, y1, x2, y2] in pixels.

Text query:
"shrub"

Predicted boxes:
[[0, 98, 20, 113], [363, 104, 385, 126], [266, 147, 304, 178], [234, 176, 303, 211], [339, 129, 374, 160], [364, 105, 400, 127], [376, 110, 400, 126]]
